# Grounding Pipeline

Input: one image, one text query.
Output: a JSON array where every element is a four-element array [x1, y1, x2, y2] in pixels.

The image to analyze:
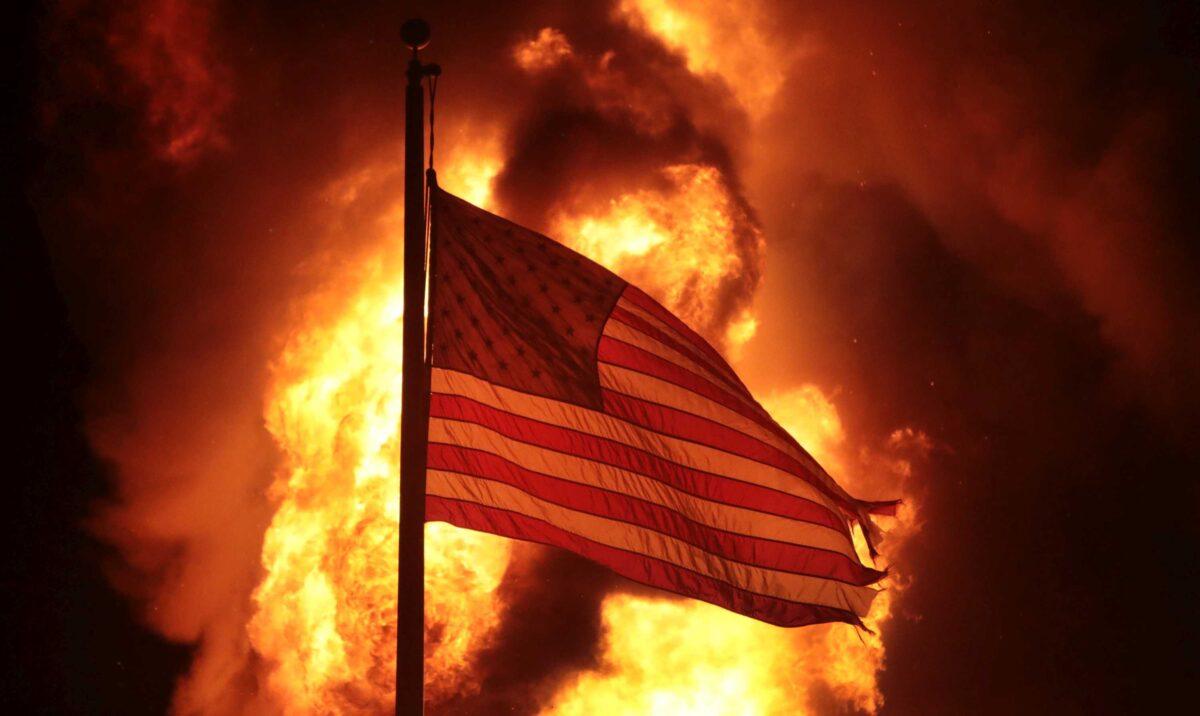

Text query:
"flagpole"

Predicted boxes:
[[399, 17, 432, 716]]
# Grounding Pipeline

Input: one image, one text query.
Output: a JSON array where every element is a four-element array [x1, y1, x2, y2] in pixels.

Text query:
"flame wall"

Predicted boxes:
[[25, 0, 1200, 714]]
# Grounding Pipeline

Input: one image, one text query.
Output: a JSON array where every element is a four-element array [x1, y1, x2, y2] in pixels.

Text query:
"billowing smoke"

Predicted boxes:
[[26, 0, 1199, 713]]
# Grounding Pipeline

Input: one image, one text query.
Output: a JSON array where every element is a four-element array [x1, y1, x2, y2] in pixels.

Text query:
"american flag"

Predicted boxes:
[[425, 189, 895, 627]]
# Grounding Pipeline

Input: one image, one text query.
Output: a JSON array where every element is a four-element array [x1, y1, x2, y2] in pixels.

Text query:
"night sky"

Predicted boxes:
[[5, 1, 1200, 713]]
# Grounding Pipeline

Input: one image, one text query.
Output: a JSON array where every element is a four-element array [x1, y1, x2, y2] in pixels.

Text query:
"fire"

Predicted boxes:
[[613, 0, 789, 115], [514, 28, 574, 72], [245, 141, 912, 714], [438, 131, 504, 209], [248, 149, 513, 713], [723, 310, 759, 362], [542, 597, 804, 716]]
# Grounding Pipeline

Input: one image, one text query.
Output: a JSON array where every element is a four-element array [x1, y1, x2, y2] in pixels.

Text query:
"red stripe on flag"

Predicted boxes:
[[428, 443, 882, 585], [609, 306, 743, 391], [621, 286, 740, 382], [600, 388, 857, 516], [429, 393, 850, 537], [598, 336, 796, 446], [426, 495, 866, 628]]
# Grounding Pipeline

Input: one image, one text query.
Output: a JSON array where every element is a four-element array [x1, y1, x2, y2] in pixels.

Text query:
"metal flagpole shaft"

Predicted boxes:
[[399, 17, 431, 716]]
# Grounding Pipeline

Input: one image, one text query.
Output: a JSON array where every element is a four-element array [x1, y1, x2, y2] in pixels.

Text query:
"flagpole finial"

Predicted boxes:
[[401, 18, 431, 51]]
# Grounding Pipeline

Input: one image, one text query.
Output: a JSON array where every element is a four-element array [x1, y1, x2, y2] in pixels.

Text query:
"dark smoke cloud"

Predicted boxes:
[[17, 0, 1200, 713], [752, 1, 1200, 409], [739, 1, 1200, 711]]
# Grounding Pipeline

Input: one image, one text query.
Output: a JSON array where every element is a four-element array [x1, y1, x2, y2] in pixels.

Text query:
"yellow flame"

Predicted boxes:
[[251, 250, 406, 712], [249, 149, 513, 712], [615, 0, 789, 116], [554, 163, 761, 349], [542, 597, 802, 716], [763, 385, 846, 474], [439, 131, 504, 209]]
